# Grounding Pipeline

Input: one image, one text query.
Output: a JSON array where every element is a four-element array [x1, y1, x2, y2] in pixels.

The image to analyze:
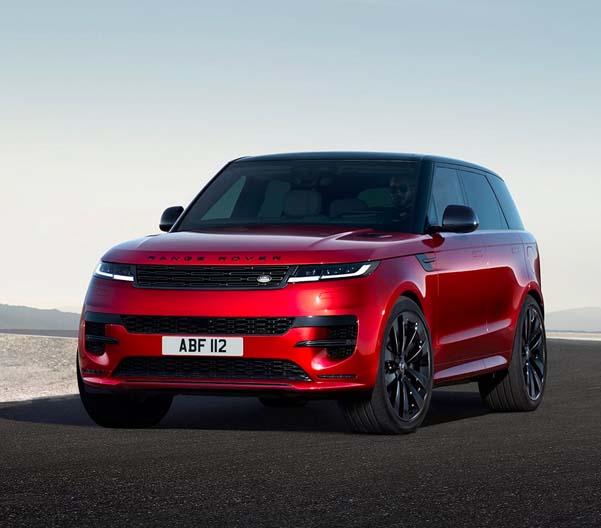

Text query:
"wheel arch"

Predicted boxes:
[[369, 256, 435, 386], [376, 280, 431, 359], [398, 289, 423, 311], [525, 287, 544, 316], [505, 286, 545, 366]]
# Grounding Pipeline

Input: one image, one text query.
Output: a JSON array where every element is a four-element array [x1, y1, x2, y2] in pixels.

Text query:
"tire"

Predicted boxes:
[[258, 396, 308, 408], [340, 297, 434, 434], [77, 357, 172, 428], [478, 296, 547, 412]]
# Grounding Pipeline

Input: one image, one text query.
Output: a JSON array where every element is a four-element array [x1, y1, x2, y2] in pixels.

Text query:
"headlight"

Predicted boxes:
[[94, 261, 135, 282], [288, 261, 379, 283]]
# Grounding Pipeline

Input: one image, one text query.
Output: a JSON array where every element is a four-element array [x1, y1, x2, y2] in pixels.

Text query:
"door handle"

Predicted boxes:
[[472, 248, 484, 258]]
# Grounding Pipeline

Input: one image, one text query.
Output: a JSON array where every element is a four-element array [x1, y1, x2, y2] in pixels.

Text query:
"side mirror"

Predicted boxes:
[[431, 205, 479, 234], [159, 206, 184, 232]]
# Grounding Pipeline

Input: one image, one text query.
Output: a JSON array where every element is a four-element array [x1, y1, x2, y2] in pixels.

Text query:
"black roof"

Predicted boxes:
[[235, 151, 498, 176]]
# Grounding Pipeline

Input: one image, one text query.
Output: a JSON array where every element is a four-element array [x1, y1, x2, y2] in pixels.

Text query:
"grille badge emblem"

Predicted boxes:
[[257, 274, 273, 284]]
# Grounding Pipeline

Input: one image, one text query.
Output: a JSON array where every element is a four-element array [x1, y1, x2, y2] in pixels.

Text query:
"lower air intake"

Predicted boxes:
[[112, 357, 312, 382]]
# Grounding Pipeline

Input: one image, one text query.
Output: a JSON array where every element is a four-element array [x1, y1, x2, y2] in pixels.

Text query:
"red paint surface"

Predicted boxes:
[[79, 225, 543, 393]]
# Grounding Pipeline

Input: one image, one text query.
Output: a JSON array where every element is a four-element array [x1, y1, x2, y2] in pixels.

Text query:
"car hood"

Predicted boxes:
[[103, 226, 433, 265]]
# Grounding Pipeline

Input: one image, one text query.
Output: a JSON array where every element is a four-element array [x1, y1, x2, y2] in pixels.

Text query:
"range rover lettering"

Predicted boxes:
[[78, 152, 546, 434]]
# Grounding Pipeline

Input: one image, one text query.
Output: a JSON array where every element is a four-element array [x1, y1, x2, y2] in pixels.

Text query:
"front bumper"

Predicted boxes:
[[78, 273, 392, 395]]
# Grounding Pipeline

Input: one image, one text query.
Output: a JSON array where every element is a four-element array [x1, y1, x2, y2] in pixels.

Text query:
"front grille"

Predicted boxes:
[[135, 265, 291, 290], [112, 357, 312, 382], [121, 315, 295, 335]]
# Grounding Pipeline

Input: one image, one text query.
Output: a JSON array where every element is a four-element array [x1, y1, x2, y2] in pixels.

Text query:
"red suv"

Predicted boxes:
[[78, 152, 546, 434]]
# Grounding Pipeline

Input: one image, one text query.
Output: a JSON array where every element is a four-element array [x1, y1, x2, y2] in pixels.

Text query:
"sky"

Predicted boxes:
[[1, 0, 600, 313]]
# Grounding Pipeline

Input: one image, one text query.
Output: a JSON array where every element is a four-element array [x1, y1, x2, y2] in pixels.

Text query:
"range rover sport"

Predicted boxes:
[[78, 152, 547, 434]]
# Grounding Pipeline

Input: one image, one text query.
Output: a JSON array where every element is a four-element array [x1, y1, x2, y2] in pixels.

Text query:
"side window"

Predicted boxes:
[[459, 170, 506, 230], [430, 167, 465, 224], [486, 175, 524, 230], [203, 176, 246, 220]]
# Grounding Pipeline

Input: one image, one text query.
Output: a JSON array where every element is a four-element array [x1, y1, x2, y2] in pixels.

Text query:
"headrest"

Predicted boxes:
[[283, 190, 322, 217]]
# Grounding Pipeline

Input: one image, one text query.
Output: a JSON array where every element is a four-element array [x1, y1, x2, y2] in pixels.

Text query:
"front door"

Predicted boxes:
[[427, 165, 490, 366]]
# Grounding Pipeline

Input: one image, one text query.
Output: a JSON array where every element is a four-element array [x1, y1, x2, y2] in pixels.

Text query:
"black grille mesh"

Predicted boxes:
[[326, 346, 356, 360], [85, 322, 106, 355], [112, 357, 311, 382], [327, 324, 358, 360], [328, 325, 358, 340], [121, 315, 294, 335], [135, 265, 290, 290]]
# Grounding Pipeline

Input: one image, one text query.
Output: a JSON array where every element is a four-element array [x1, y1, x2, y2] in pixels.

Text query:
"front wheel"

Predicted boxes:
[[77, 357, 172, 428], [340, 297, 434, 434], [478, 296, 547, 411]]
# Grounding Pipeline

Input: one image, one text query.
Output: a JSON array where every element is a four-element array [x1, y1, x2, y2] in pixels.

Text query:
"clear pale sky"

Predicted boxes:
[[1, 0, 600, 313]]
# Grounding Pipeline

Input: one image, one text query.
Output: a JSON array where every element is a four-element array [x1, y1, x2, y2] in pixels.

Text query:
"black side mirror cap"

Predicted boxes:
[[159, 206, 184, 232], [430, 205, 479, 234]]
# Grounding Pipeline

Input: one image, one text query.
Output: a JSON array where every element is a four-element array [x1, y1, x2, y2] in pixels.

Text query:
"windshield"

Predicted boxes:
[[177, 160, 422, 232]]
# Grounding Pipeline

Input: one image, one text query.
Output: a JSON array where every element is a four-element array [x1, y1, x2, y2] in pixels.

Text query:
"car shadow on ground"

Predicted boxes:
[[0, 388, 490, 433]]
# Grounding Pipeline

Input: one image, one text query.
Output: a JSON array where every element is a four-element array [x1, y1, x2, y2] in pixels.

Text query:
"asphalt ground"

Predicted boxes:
[[1, 339, 600, 527]]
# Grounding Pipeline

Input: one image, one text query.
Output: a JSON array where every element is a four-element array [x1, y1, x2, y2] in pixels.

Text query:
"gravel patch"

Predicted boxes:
[[0, 334, 77, 402], [1, 331, 599, 403]]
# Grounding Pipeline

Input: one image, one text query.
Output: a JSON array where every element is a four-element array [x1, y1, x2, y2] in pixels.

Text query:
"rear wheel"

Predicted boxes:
[[478, 296, 547, 411], [258, 396, 308, 408], [77, 357, 172, 428], [340, 297, 434, 434]]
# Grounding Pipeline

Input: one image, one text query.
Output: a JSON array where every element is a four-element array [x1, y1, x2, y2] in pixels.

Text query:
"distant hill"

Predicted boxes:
[[0, 304, 79, 332], [546, 307, 601, 333], [1, 302, 599, 335]]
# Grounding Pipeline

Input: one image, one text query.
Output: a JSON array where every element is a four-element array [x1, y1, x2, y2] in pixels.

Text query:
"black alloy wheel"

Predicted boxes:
[[521, 303, 546, 401], [479, 296, 547, 412], [340, 297, 434, 434], [384, 311, 431, 421]]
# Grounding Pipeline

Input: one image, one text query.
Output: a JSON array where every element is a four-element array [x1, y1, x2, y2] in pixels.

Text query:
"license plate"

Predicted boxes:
[[162, 336, 244, 357]]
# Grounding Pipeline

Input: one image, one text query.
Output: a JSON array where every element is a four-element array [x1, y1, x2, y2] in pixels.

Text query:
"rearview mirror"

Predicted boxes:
[[431, 205, 479, 234], [159, 206, 184, 232]]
